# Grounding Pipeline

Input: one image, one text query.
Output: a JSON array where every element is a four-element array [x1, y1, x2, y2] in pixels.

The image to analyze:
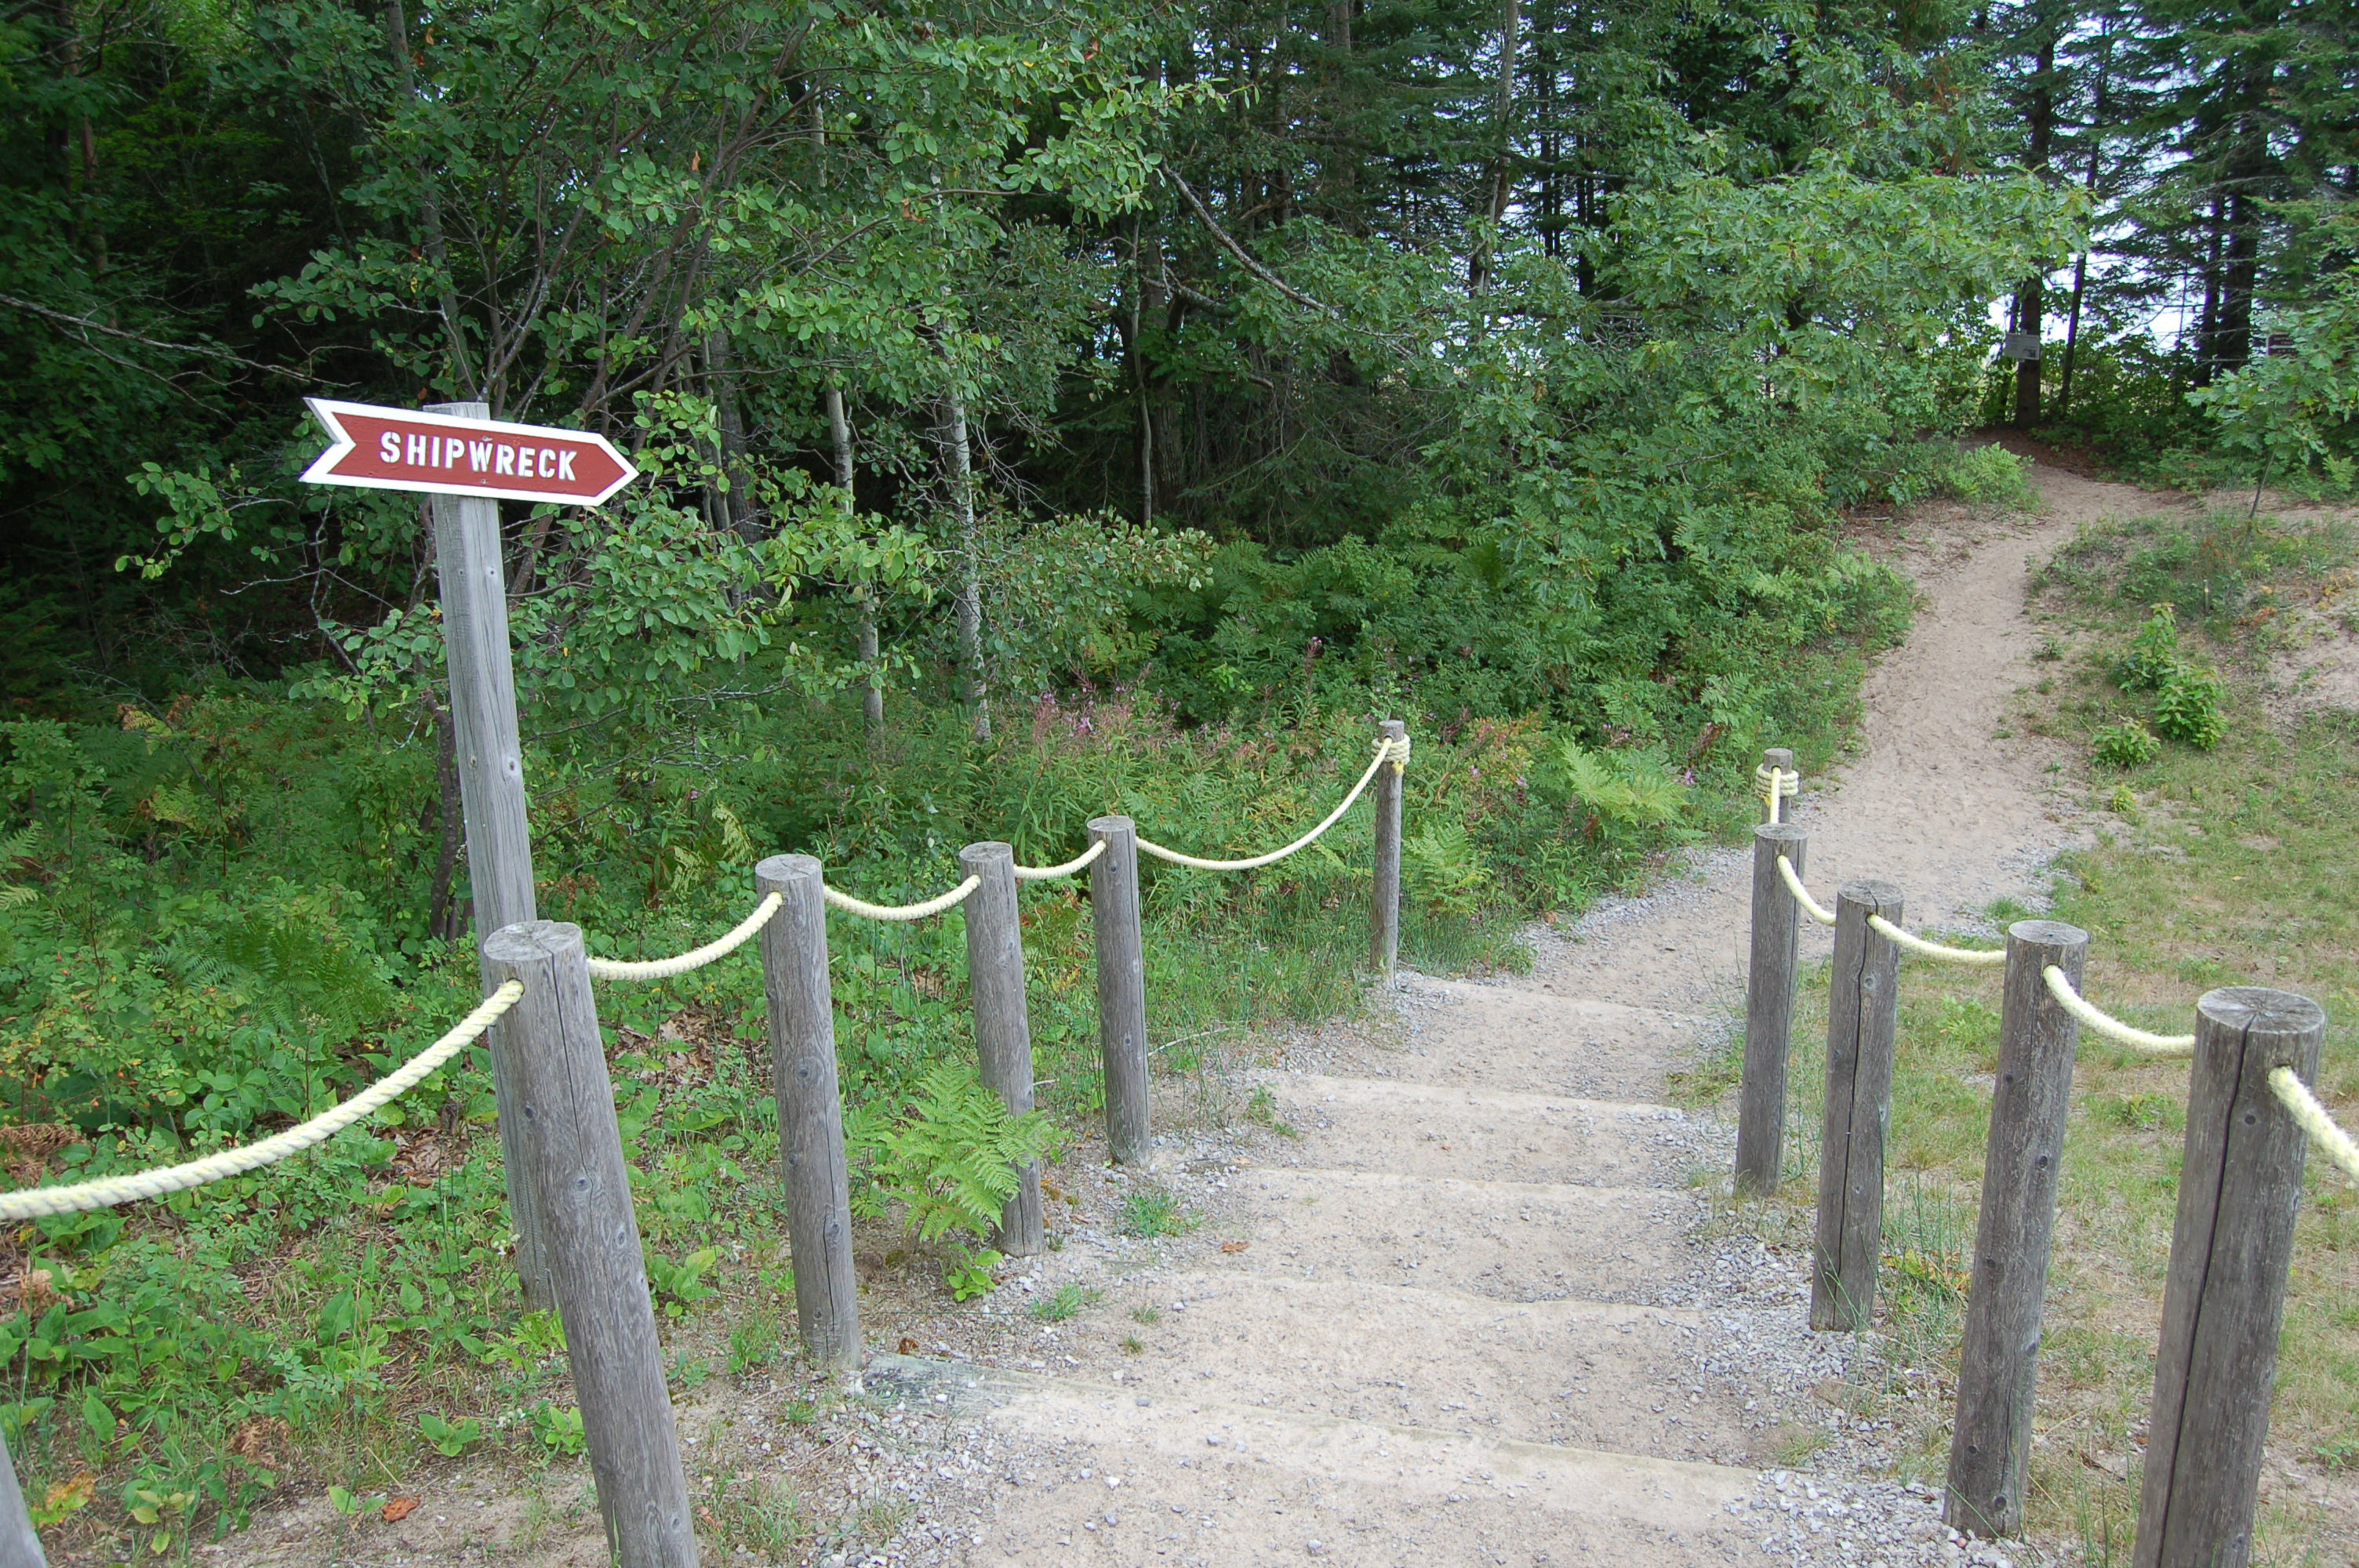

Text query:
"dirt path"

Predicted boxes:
[[871, 459, 2170, 1568], [1535, 463, 2152, 1017]]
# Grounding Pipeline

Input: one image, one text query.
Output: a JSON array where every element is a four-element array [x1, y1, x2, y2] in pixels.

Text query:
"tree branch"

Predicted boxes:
[[1162, 169, 1338, 316]]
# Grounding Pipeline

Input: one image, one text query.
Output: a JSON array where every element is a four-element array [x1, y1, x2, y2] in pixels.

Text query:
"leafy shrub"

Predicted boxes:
[[1934, 444, 2037, 508], [2152, 667, 2226, 750], [2110, 605, 2185, 692], [2092, 720, 2161, 769]]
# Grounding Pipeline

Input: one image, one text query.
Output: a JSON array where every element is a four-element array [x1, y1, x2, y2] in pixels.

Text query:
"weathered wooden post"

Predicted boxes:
[[1811, 880, 1903, 1332], [427, 398, 551, 1308], [1738, 821, 1810, 1195], [1370, 718, 1405, 978], [1089, 816, 1151, 1166], [1946, 920, 2088, 1538], [0, 1426, 46, 1568], [2134, 986, 2327, 1568], [755, 855, 861, 1369], [482, 921, 697, 1568], [958, 842, 1045, 1255]]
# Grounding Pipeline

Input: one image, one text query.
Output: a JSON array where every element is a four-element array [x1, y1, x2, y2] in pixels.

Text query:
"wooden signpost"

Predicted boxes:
[[301, 397, 638, 1302], [300, 403, 699, 1568]]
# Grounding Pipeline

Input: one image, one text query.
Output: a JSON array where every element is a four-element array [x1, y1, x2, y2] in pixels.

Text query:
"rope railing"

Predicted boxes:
[[0, 981, 526, 1221], [2041, 965, 2197, 1055], [822, 875, 983, 922], [2271, 1067, 2359, 1185], [1757, 763, 1798, 824], [1776, 854, 1837, 925], [1866, 914, 2008, 967], [1012, 839, 1107, 882], [1134, 734, 1404, 872], [584, 892, 783, 981]]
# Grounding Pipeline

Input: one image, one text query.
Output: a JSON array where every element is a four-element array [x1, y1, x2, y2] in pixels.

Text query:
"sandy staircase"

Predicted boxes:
[[866, 971, 1807, 1567]]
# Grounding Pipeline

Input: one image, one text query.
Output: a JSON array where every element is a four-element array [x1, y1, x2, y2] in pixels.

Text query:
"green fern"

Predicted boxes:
[[0, 826, 34, 909], [847, 1062, 1060, 1248], [1550, 742, 1687, 832]]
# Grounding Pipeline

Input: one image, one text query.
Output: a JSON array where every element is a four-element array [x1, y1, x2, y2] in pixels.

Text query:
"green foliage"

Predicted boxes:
[[2150, 668, 2226, 751], [645, 1247, 722, 1319], [1934, 445, 2038, 509], [529, 1403, 587, 1457], [2110, 605, 2186, 692], [1026, 1284, 1100, 1323], [416, 1412, 484, 1458], [1118, 1186, 1190, 1239], [846, 1062, 1059, 1254], [1401, 821, 1489, 919], [2092, 720, 2162, 770]]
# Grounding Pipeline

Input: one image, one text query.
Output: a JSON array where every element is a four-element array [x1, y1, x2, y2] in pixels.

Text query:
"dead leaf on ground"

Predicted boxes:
[[381, 1497, 420, 1523], [897, 1336, 919, 1353], [1220, 1241, 1249, 1254]]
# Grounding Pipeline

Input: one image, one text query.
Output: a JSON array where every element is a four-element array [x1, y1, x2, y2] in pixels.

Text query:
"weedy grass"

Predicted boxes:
[[1703, 506, 2359, 1563]]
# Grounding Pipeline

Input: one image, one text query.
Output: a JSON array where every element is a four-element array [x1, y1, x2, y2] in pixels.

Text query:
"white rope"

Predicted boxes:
[[584, 892, 783, 980], [1136, 736, 1402, 872], [1866, 914, 2008, 967], [823, 876, 983, 922], [0, 982, 526, 1221], [1777, 855, 1837, 925], [1757, 764, 1798, 824], [2271, 1066, 2359, 1186], [2041, 966, 2195, 1055], [1012, 840, 1108, 882]]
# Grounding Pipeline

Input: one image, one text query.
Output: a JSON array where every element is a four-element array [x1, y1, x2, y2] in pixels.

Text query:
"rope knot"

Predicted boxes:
[[1384, 732, 1411, 774]]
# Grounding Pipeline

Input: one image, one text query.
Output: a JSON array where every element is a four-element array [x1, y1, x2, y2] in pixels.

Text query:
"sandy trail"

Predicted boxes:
[[1532, 463, 2157, 1013]]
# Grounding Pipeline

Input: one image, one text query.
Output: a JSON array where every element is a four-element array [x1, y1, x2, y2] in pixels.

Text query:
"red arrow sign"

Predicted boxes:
[[300, 398, 639, 506]]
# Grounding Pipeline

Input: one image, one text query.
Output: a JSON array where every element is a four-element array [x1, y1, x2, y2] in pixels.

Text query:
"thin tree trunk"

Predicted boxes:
[[2057, 27, 2109, 423], [381, 0, 480, 401], [427, 691, 464, 941], [1129, 222, 1156, 526], [2013, 29, 2055, 429], [1471, 0, 1521, 292], [827, 383, 881, 728], [939, 396, 988, 741], [707, 328, 756, 541]]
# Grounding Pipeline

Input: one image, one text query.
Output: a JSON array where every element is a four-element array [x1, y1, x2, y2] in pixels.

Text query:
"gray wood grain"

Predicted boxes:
[[482, 921, 698, 1568], [1089, 817, 1151, 1165], [1737, 821, 1809, 1196], [1812, 879, 1903, 1332], [1946, 920, 2088, 1538], [958, 842, 1043, 1255], [2134, 985, 2326, 1568], [756, 855, 862, 1369], [1370, 719, 1405, 977], [425, 399, 551, 1310], [0, 1425, 47, 1568]]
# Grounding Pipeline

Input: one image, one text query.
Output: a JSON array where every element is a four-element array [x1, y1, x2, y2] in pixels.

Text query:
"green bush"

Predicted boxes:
[[2092, 720, 2162, 769], [2152, 668, 2226, 750], [2110, 604, 2186, 692], [1934, 444, 2037, 508]]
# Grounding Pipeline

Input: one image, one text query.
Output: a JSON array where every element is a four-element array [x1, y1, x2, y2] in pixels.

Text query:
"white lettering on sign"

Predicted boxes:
[[301, 397, 640, 506]]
